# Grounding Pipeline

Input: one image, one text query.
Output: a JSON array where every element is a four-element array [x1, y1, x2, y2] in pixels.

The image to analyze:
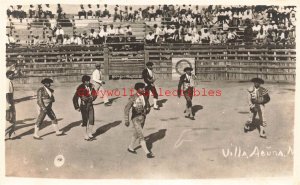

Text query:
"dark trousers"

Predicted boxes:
[[145, 85, 158, 99], [183, 87, 194, 116], [80, 104, 94, 127], [36, 105, 57, 126]]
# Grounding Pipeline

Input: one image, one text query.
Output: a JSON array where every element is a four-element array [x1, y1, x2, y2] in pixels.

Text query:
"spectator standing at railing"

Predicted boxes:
[[95, 4, 101, 17], [148, 6, 156, 21], [28, 5, 36, 18], [113, 5, 121, 22], [55, 25, 64, 44], [57, 4, 65, 19], [78, 4, 86, 19], [128, 6, 134, 22], [244, 22, 254, 43], [135, 8, 143, 21], [37, 4, 43, 18], [102, 4, 110, 18], [7, 5, 14, 18], [44, 4, 52, 18], [87, 4, 93, 17]]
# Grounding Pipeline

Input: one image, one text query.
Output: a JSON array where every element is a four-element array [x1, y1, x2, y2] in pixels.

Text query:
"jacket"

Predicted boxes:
[[73, 83, 97, 109], [37, 86, 55, 110]]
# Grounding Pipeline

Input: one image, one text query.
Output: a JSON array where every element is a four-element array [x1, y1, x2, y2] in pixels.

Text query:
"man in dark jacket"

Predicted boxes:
[[6, 71, 16, 139], [177, 67, 196, 120], [73, 75, 97, 141], [124, 82, 154, 158], [34, 78, 63, 139], [142, 62, 159, 110]]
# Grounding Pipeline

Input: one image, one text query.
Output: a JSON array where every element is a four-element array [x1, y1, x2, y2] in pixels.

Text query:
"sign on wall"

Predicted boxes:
[[172, 58, 195, 80]]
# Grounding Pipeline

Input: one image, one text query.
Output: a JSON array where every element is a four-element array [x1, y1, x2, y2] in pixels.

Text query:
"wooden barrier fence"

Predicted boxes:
[[6, 44, 296, 84]]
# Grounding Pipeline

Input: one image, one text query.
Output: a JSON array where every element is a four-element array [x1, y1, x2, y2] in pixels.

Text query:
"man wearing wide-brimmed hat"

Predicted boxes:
[[34, 78, 64, 139], [124, 82, 154, 158], [177, 67, 196, 120], [244, 77, 270, 138]]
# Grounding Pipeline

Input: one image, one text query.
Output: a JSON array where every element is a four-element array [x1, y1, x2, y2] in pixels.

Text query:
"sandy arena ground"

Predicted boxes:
[[5, 80, 295, 179]]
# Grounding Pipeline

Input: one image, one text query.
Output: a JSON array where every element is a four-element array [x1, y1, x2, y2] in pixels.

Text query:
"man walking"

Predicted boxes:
[[73, 75, 97, 141], [142, 62, 159, 110], [6, 71, 16, 139], [92, 63, 111, 106], [177, 67, 196, 120], [244, 78, 270, 138], [124, 82, 155, 158], [34, 78, 64, 139]]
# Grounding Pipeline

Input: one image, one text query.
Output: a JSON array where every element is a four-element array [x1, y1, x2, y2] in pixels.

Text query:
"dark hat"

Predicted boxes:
[[134, 82, 145, 90], [146, 62, 153, 66], [41, 78, 53, 84], [6, 70, 14, 77], [184, 67, 193, 72], [82, 75, 91, 82], [251, 77, 264, 84]]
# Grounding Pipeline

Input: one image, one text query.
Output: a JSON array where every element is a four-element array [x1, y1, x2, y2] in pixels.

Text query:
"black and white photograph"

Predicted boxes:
[[2, 0, 299, 184]]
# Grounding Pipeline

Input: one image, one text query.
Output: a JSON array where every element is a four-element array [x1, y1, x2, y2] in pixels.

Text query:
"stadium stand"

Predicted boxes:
[[6, 4, 296, 83]]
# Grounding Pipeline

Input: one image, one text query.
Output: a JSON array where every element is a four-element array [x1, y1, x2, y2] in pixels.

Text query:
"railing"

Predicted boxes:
[[6, 43, 296, 84]]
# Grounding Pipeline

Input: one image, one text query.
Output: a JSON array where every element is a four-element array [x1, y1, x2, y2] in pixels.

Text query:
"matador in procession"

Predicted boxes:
[[177, 67, 196, 120]]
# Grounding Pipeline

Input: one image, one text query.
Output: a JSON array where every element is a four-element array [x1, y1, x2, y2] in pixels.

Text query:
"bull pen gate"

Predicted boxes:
[[6, 44, 296, 84]]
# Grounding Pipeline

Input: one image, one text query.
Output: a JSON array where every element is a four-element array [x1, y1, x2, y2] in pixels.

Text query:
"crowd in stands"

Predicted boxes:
[[6, 4, 296, 47]]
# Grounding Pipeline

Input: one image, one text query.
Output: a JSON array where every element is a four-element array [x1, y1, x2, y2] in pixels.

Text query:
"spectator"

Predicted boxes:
[[184, 33, 192, 43], [46, 35, 56, 46], [201, 28, 210, 43], [71, 34, 82, 45], [89, 29, 98, 44], [55, 25, 64, 44], [63, 35, 71, 45], [128, 6, 134, 21], [37, 4, 43, 18], [107, 24, 116, 42], [29, 5, 36, 18], [227, 29, 237, 43], [125, 25, 133, 35], [135, 8, 143, 21], [99, 25, 108, 43], [102, 4, 110, 18], [81, 31, 88, 44], [7, 34, 16, 44], [149, 6, 156, 21], [78, 4, 86, 19], [87, 4, 93, 17], [256, 27, 266, 43], [15, 5, 26, 19], [57, 4, 65, 19], [191, 31, 201, 43], [95, 4, 101, 17], [252, 21, 261, 36], [146, 32, 155, 44], [44, 4, 52, 18], [7, 5, 14, 18], [270, 21, 278, 30], [210, 30, 221, 44], [116, 25, 125, 42], [244, 23, 254, 43], [33, 36, 40, 46]]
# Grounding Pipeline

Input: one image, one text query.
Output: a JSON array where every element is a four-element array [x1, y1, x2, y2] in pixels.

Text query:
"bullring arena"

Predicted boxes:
[[5, 3, 296, 179]]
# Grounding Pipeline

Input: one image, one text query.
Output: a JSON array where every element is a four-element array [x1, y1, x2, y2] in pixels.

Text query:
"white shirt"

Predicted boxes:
[[44, 86, 52, 97], [92, 69, 103, 84], [252, 25, 261, 32], [71, 37, 82, 45], [99, 30, 108, 37], [147, 68, 153, 78], [7, 79, 14, 94], [55, 29, 64, 36], [146, 34, 155, 40]]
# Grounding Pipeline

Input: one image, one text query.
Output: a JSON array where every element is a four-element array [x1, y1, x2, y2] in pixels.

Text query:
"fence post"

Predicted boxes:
[[103, 47, 109, 80]]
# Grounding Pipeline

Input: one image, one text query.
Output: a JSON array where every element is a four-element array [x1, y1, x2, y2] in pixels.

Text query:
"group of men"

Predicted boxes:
[[6, 61, 271, 159]]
